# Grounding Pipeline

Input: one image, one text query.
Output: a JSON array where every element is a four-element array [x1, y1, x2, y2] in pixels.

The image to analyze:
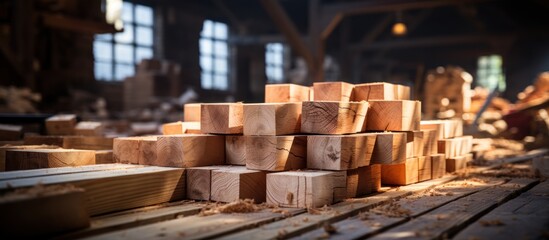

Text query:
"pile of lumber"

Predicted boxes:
[[423, 66, 472, 119]]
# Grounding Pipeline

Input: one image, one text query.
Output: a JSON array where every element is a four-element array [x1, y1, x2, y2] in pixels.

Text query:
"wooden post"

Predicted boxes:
[[365, 100, 421, 131], [45, 114, 77, 135], [201, 103, 244, 134], [243, 103, 301, 136], [307, 133, 376, 170], [313, 82, 354, 101], [265, 84, 310, 103], [301, 101, 368, 134], [156, 135, 225, 168], [210, 167, 266, 203], [371, 132, 407, 165], [245, 135, 306, 171], [5, 149, 96, 171]]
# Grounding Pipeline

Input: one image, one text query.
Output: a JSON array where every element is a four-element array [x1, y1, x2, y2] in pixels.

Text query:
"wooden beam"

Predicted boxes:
[[225, 135, 246, 165], [313, 81, 355, 101], [381, 157, 419, 185], [371, 132, 407, 165], [365, 100, 421, 131], [41, 13, 118, 34], [5, 149, 96, 171], [307, 133, 376, 170], [45, 114, 77, 135], [201, 103, 244, 134], [357, 14, 393, 46], [183, 103, 201, 122], [245, 135, 306, 171], [346, 164, 381, 198], [243, 103, 302, 136], [265, 84, 310, 103], [301, 101, 368, 134], [211, 167, 266, 203], [156, 135, 225, 168]]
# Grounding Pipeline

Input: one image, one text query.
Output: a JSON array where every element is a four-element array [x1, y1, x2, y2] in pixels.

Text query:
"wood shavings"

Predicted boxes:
[[199, 199, 265, 216], [370, 201, 411, 218], [307, 205, 332, 215]]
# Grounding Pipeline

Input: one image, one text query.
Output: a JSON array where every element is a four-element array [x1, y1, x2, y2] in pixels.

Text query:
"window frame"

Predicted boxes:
[[199, 20, 230, 91], [265, 42, 287, 83], [476, 55, 505, 92]]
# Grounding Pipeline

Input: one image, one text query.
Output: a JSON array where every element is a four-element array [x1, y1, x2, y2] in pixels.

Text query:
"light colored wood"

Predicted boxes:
[[113, 136, 158, 165], [186, 165, 235, 200], [0, 164, 140, 181], [301, 101, 368, 134], [430, 153, 446, 178], [313, 81, 354, 102], [211, 167, 266, 203], [0, 124, 22, 141], [366, 100, 421, 131], [446, 155, 467, 172], [0, 145, 60, 171], [5, 149, 96, 171], [346, 164, 381, 198], [161, 121, 201, 135], [183, 103, 201, 122], [0, 186, 89, 237], [418, 156, 432, 182], [45, 114, 77, 135], [371, 132, 407, 165], [24, 135, 65, 146], [421, 119, 463, 139], [307, 133, 376, 170], [266, 170, 346, 208], [420, 120, 444, 140], [381, 157, 419, 185], [246, 135, 306, 171], [225, 135, 246, 165], [352, 82, 410, 101], [243, 102, 301, 136], [201, 103, 244, 134], [156, 134, 224, 167], [309, 86, 314, 100], [422, 129, 438, 155], [74, 121, 104, 136], [265, 83, 310, 103], [95, 150, 113, 164], [0, 166, 186, 216], [438, 135, 473, 158], [25, 136, 114, 150]]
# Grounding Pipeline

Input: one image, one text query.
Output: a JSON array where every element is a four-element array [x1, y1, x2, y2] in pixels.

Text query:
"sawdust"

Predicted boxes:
[[370, 201, 411, 218], [307, 205, 332, 215], [0, 183, 81, 203], [480, 219, 505, 226], [199, 199, 289, 216], [358, 211, 370, 220]]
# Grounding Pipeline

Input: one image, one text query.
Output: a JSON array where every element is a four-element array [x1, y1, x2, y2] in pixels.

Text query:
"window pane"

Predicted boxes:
[[94, 40, 112, 61], [201, 72, 212, 89], [135, 4, 153, 26], [136, 26, 153, 46], [214, 74, 228, 90], [273, 51, 282, 65], [115, 44, 134, 63], [115, 64, 134, 80], [95, 62, 112, 80], [122, 2, 133, 23], [115, 24, 134, 43], [201, 20, 213, 37], [214, 41, 228, 57], [199, 38, 212, 55], [214, 22, 228, 40], [266, 51, 274, 64], [274, 67, 283, 81], [136, 47, 153, 63], [214, 58, 228, 74], [200, 55, 212, 71], [96, 34, 112, 41]]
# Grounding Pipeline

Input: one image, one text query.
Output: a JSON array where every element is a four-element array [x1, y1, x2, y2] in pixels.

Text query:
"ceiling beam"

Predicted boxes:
[[357, 14, 393, 46]]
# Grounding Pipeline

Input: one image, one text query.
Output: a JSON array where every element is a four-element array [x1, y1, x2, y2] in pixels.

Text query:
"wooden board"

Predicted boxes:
[[95, 150, 113, 164], [422, 129, 438, 155], [346, 164, 381, 198], [201, 103, 244, 134], [0, 164, 140, 181], [0, 185, 89, 237], [156, 134, 225, 167], [301, 101, 368, 134], [266, 170, 346, 208], [5, 149, 96, 171], [183, 103, 201, 122], [0, 145, 61, 171], [313, 81, 354, 102], [446, 155, 467, 172], [381, 157, 419, 186], [418, 156, 432, 182], [186, 165, 233, 200], [225, 135, 246, 165], [113, 136, 158, 165], [24, 135, 114, 150], [307, 133, 376, 170], [74, 121, 104, 136], [161, 121, 201, 135], [265, 83, 310, 103], [352, 82, 410, 101], [211, 167, 266, 203], [0, 166, 186, 216], [243, 102, 301, 135], [0, 123, 22, 141], [421, 119, 463, 139], [245, 135, 306, 171], [438, 135, 473, 158], [365, 100, 421, 131], [371, 132, 407, 165], [430, 154, 446, 178], [45, 114, 77, 135]]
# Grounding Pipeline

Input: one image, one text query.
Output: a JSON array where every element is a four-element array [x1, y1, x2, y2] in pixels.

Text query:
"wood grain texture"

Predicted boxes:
[[366, 100, 421, 131], [421, 129, 438, 155], [0, 164, 140, 181], [0, 145, 60, 171], [183, 103, 201, 122], [5, 149, 96, 171], [430, 154, 446, 178], [438, 135, 473, 158], [381, 157, 419, 186], [156, 134, 225, 167], [352, 82, 410, 101], [225, 135, 246, 165], [301, 101, 368, 134], [421, 119, 463, 139], [211, 167, 266, 203], [371, 132, 407, 165], [265, 83, 310, 103], [307, 133, 376, 170], [74, 121, 104, 136], [243, 102, 301, 136], [201, 103, 244, 134], [0, 124, 22, 141], [245, 135, 306, 171], [45, 114, 76, 135], [161, 121, 201, 135], [346, 164, 381, 198], [25, 136, 114, 150], [418, 156, 432, 182], [446, 155, 467, 172], [113, 136, 158, 165], [95, 150, 113, 164], [186, 165, 231, 200], [266, 170, 346, 208], [313, 81, 354, 102]]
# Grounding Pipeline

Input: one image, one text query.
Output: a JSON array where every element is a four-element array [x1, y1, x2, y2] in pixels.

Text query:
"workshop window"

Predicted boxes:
[[94, 2, 154, 81], [200, 20, 229, 90], [477, 55, 505, 92], [265, 43, 286, 83]]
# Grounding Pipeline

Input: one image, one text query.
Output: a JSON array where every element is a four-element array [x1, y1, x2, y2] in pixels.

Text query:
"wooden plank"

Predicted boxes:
[[5, 149, 96, 171], [370, 178, 538, 240], [0, 164, 140, 181], [313, 81, 354, 102], [62, 136, 114, 150], [352, 82, 410, 101], [446, 155, 467, 172], [211, 167, 266, 203], [226, 135, 246, 165], [74, 121, 104, 136], [421, 119, 463, 139], [371, 132, 407, 165], [113, 136, 158, 165], [365, 100, 421, 131], [186, 166, 224, 200], [243, 102, 301, 136], [95, 150, 113, 164], [246, 135, 306, 171], [0, 123, 22, 141], [301, 101, 368, 134], [381, 157, 419, 186], [0, 185, 89, 238], [0, 144, 61, 171], [265, 84, 310, 103], [438, 135, 473, 159], [156, 134, 225, 167], [161, 121, 201, 135], [430, 154, 446, 178], [24, 135, 65, 146], [346, 164, 381, 198], [454, 181, 549, 240], [45, 114, 76, 135], [184, 103, 201, 122], [418, 156, 432, 182], [421, 129, 438, 155], [307, 133, 376, 170], [0, 166, 186, 216], [201, 103, 244, 134], [266, 170, 347, 208]]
